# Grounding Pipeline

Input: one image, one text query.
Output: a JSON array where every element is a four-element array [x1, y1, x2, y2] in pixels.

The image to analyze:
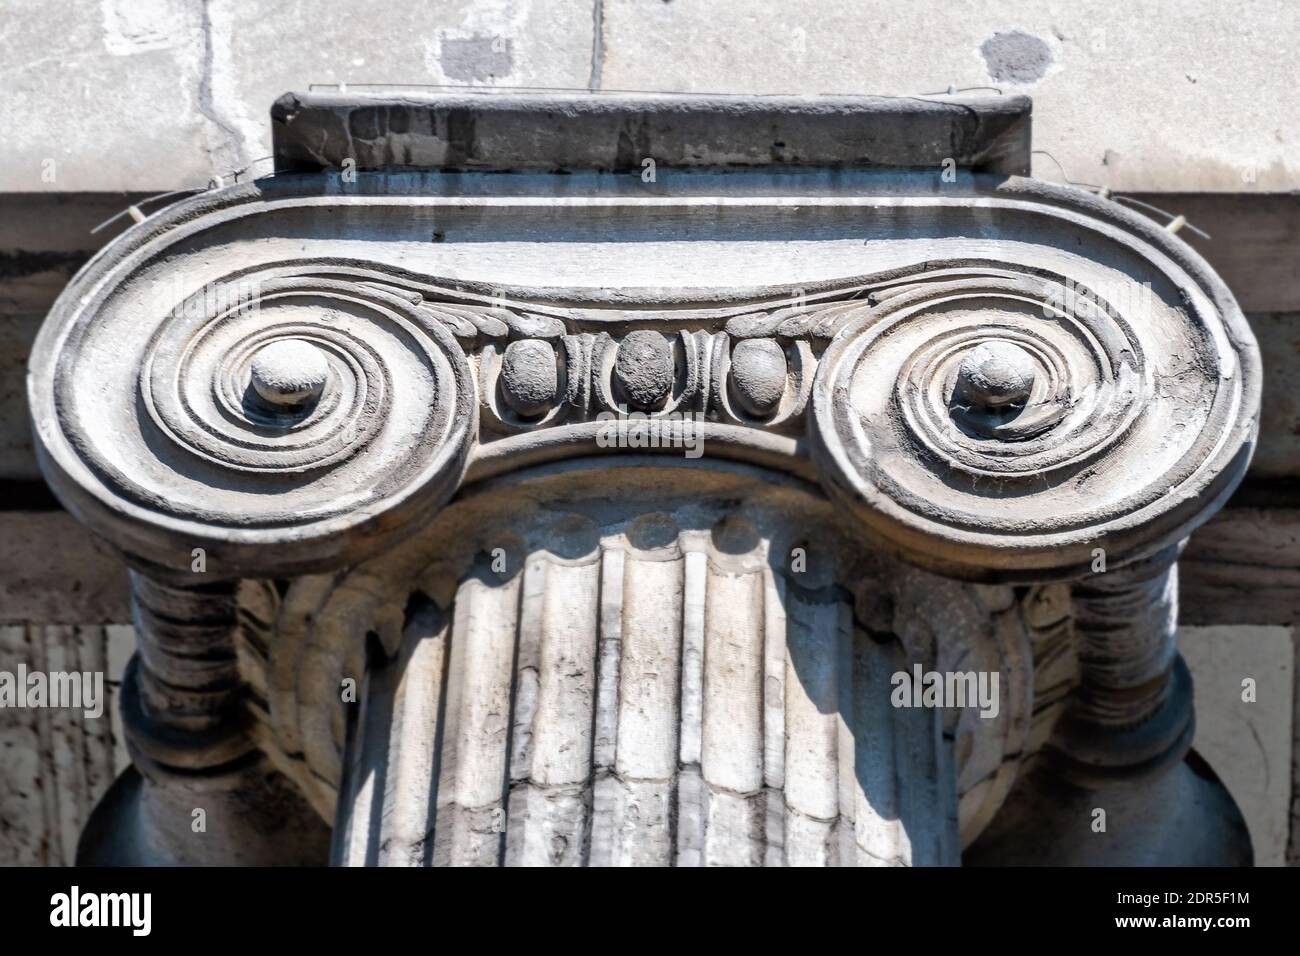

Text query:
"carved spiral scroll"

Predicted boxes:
[[52, 276, 475, 575], [810, 271, 1255, 578]]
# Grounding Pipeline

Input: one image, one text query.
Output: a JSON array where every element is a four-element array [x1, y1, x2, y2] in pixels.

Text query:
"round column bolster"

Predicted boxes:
[[1049, 656, 1195, 785], [121, 657, 255, 770], [123, 573, 255, 771]]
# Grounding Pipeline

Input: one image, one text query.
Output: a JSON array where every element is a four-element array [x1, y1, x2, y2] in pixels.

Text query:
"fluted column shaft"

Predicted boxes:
[[333, 523, 961, 867]]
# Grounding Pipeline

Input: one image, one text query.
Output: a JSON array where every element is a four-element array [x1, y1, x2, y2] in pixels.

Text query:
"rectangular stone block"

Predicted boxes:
[[0, 624, 132, 865], [1180, 625, 1294, 866], [1182, 509, 1300, 626], [599, 0, 1300, 192], [0, 512, 130, 624]]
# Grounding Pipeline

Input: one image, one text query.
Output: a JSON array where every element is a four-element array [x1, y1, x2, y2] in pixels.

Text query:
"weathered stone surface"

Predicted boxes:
[[0, 0, 597, 192], [809, 223, 1258, 577], [313, 466, 1046, 863], [0, 194, 144, 480], [248, 339, 330, 407], [500, 339, 559, 417], [729, 338, 787, 417], [1125, 195, 1300, 314], [0, 512, 133, 866], [272, 91, 1031, 174], [0, 512, 130, 624], [21, 91, 1265, 867], [1248, 313, 1300, 480], [1181, 625, 1294, 866], [0, 624, 132, 865], [1, 0, 215, 192], [503, 313, 566, 341], [600, 0, 1300, 192], [953, 341, 1036, 410], [6, 3, 1299, 193], [211, 0, 597, 180], [612, 330, 674, 411], [1182, 509, 1300, 626], [27, 163, 1241, 580], [0, 191, 1292, 484], [34, 267, 478, 577]]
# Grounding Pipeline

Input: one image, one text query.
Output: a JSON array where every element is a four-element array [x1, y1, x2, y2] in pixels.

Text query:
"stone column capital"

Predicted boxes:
[[28, 168, 1259, 583], [35, 92, 1260, 867]]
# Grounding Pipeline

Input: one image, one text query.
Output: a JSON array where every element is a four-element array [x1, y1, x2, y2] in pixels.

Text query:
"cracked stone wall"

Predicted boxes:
[[3, 0, 1297, 193], [1, 0, 1298, 865]]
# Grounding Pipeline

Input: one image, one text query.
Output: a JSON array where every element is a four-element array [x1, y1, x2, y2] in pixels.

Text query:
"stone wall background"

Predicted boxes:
[[1, 0, 1296, 865]]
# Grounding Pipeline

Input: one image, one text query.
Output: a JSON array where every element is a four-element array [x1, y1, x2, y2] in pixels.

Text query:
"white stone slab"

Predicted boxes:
[[599, 0, 1300, 192]]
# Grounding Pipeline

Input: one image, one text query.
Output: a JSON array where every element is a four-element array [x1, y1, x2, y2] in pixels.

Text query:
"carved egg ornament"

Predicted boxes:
[[614, 330, 675, 411], [500, 339, 559, 418], [729, 338, 788, 417]]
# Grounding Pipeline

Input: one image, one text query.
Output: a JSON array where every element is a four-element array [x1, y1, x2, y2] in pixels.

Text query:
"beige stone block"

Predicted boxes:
[[1, 0, 213, 192], [0, 512, 131, 624], [0, 0, 601, 192], [1180, 625, 1294, 866], [0, 624, 132, 865], [600, 0, 1300, 192], [208, 0, 599, 175]]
